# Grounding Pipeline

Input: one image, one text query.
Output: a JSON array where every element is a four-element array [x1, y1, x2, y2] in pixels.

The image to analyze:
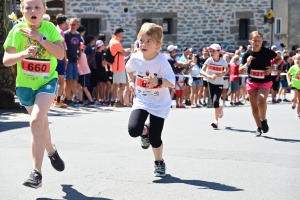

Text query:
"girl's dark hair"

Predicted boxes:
[[84, 35, 95, 46], [77, 25, 86, 33], [194, 54, 201, 66], [98, 33, 106, 42], [241, 45, 247, 51], [291, 44, 299, 51]]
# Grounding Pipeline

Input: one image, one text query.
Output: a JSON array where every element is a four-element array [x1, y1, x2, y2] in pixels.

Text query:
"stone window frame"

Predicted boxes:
[[231, 11, 258, 45], [239, 19, 250, 40], [136, 12, 177, 42], [76, 14, 107, 36]]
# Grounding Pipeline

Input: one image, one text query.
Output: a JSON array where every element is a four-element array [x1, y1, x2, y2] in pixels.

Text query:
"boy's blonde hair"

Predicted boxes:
[[20, 0, 47, 12], [137, 23, 163, 49]]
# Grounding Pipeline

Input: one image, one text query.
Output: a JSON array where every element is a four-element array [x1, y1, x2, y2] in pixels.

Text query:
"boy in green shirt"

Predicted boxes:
[[3, 0, 65, 188]]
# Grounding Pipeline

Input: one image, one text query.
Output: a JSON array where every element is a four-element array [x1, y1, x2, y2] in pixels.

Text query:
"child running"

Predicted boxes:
[[239, 31, 282, 136], [287, 54, 300, 118], [126, 23, 175, 177], [200, 44, 229, 129], [3, 0, 65, 188]]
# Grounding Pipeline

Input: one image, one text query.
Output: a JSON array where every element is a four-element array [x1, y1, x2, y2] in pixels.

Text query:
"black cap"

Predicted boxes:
[[114, 26, 125, 34]]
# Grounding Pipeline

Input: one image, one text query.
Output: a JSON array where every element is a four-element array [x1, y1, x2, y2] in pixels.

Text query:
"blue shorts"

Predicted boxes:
[[56, 61, 65, 75], [230, 80, 239, 92], [191, 78, 203, 86], [16, 78, 57, 107], [280, 80, 288, 88], [78, 73, 91, 88], [65, 62, 78, 80]]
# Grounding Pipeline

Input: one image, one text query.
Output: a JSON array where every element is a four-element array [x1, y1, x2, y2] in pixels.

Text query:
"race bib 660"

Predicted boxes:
[[21, 58, 51, 77]]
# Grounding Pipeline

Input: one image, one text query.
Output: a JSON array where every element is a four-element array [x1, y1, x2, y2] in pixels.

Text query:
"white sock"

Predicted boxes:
[[115, 98, 119, 102]]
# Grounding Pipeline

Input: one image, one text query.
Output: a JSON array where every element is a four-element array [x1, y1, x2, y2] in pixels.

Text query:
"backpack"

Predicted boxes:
[[105, 46, 118, 64], [88, 48, 97, 70]]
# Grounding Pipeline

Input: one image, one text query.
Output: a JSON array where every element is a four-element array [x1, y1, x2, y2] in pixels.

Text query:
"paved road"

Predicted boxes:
[[0, 101, 299, 200]]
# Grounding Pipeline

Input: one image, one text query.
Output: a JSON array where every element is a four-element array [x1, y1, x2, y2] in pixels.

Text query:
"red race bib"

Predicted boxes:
[[250, 70, 265, 79], [296, 75, 300, 81], [209, 65, 223, 73], [21, 58, 51, 76], [136, 76, 162, 89]]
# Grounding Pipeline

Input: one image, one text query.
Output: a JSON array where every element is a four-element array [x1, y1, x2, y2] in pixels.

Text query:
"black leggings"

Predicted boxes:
[[208, 82, 223, 108], [271, 76, 280, 91], [128, 109, 165, 148]]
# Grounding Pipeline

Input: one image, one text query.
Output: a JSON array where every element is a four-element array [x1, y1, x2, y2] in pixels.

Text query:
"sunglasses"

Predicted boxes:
[[70, 24, 78, 26]]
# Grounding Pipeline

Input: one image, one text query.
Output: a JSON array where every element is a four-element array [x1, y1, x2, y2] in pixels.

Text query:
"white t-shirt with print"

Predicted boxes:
[[126, 51, 175, 119], [204, 57, 228, 85]]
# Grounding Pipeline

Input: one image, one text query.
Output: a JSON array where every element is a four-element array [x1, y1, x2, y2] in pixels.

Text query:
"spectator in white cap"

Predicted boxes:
[[271, 45, 277, 51], [164, 45, 191, 102]]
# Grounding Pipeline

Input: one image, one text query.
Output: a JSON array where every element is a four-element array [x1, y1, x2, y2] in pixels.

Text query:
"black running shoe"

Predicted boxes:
[[141, 123, 150, 149], [154, 160, 166, 177], [237, 101, 244, 105], [48, 146, 65, 172], [255, 127, 262, 137], [261, 119, 269, 133], [23, 169, 42, 189]]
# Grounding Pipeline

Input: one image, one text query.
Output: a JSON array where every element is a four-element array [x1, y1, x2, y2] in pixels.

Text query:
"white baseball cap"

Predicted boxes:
[[96, 40, 104, 47], [167, 45, 178, 52], [271, 45, 277, 50], [208, 43, 222, 51]]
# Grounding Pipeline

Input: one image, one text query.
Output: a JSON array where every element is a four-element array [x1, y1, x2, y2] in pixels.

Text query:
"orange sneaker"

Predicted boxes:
[[52, 100, 57, 106], [53, 101, 68, 108]]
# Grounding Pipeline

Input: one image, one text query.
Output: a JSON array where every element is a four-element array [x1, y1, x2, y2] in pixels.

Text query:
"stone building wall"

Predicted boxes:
[[69, 0, 271, 51], [288, 0, 300, 49]]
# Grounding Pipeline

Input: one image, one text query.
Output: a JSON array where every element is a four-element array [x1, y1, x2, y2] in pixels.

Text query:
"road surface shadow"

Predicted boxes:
[[0, 121, 29, 132], [36, 184, 112, 200], [153, 174, 243, 191], [224, 126, 256, 133], [262, 136, 300, 143]]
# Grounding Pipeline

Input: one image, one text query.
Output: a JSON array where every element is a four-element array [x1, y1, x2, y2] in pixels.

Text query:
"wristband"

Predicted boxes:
[[157, 78, 163, 86]]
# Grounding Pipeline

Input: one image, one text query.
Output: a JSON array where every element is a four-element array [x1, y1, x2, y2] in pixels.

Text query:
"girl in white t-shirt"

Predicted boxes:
[[200, 44, 229, 129], [126, 23, 175, 177]]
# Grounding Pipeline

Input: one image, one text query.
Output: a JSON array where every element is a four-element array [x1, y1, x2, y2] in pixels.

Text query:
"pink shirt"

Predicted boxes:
[[78, 52, 91, 75]]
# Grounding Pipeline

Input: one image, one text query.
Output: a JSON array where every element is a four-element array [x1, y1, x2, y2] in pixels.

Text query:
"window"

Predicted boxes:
[[274, 18, 282, 35], [239, 19, 249, 40], [80, 19, 99, 36], [163, 19, 171, 34], [142, 19, 152, 24]]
